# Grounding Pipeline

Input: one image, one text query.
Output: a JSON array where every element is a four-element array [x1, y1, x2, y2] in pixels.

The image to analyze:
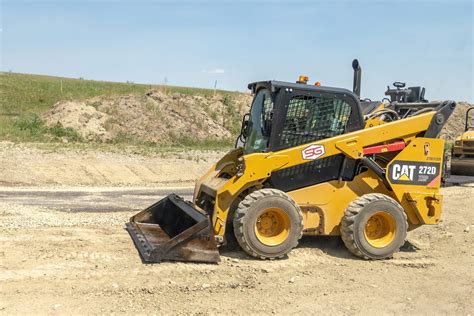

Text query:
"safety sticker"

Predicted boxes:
[[302, 144, 325, 160], [388, 160, 441, 186]]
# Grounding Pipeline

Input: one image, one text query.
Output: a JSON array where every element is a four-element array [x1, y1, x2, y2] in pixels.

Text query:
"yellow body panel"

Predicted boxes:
[[288, 170, 391, 235], [365, 117, 386, 128], [194, 111, 442, 239], [385, 138, 445, 227]]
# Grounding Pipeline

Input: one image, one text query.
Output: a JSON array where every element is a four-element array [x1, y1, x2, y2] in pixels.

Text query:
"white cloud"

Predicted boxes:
[[206, 68, 225, 74]]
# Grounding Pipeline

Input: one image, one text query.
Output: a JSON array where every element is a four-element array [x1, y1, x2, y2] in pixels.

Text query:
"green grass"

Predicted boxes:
[[12, 113, 83, 142], [445, 141, 453, 152], [0, 71, 238, 147]]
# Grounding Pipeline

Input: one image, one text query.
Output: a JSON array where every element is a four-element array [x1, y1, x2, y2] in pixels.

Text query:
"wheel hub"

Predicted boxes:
[[255, 207, 290, 246], [364, 211, 396, 248]]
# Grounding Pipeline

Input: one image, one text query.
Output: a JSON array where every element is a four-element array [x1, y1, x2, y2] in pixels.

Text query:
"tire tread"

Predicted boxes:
[[340, 193, 408, 260], [233, 188, 303, 259]]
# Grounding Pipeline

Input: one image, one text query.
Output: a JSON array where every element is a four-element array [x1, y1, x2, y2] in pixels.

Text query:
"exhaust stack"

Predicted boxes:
[[352, 59, 361, 97]]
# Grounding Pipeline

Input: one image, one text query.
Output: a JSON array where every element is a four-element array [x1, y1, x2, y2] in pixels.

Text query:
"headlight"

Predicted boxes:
[[455, 141, 462, 146], [236, 157, 246, 177]]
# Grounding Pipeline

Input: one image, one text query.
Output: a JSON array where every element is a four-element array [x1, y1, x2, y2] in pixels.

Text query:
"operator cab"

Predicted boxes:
[[240, 81, 364, 155], [238, 81, 365, 191], [238, 59, 365, 155]]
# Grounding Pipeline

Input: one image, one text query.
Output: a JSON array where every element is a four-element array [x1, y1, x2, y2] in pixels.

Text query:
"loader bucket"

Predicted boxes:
[[126, 193, 220, 263]]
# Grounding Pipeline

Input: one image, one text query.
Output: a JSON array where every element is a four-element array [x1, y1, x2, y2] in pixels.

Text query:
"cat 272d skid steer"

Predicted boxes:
[[126, 59, 455, 263]]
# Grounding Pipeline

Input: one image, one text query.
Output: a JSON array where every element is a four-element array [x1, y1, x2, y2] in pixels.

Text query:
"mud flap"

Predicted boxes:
[[126, 193, 220, 263]]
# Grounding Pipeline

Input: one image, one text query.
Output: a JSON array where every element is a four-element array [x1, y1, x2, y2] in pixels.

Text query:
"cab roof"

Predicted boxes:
[[248, 80, 356, 97]]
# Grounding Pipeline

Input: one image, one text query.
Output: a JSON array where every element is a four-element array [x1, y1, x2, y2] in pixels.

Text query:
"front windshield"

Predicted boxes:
[[244, 89, 273, 154]]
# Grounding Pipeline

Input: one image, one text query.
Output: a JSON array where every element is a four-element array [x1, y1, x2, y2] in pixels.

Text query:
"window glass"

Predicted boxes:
[[244, 89, 274, 154], [279, 95, 352, 148]]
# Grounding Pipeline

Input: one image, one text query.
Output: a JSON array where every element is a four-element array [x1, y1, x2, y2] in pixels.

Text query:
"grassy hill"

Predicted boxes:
[[0, 72, 243, 147]]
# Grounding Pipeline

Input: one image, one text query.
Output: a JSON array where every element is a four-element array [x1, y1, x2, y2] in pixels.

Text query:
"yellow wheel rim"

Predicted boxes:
[[255, 207, 290, 246], [364, 211, 396, 248]]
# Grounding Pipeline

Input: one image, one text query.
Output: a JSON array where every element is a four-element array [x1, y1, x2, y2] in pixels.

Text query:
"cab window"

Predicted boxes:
[[278, 95, 352, 149]]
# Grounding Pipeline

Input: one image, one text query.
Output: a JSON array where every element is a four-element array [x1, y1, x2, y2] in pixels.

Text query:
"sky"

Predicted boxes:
[[1, 0, 473, 102]]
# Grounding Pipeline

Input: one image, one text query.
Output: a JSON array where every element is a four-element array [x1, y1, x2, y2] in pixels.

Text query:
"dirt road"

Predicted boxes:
[[1, 186, 473, 315]]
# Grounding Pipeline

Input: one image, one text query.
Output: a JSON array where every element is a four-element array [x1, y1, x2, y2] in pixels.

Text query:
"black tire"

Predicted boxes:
[[233, 188, 303, 259], [223, 197, 242, 250], [341, 193, 408, 260]]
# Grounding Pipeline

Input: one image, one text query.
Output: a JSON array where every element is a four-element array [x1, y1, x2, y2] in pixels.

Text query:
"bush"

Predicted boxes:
[[13, 115, 82, 142], [14, 114, 45, 137], [48, 122, 82, 141]]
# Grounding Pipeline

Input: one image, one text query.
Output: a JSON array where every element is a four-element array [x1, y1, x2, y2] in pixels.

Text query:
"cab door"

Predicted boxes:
[[268, 88, 364, 191]]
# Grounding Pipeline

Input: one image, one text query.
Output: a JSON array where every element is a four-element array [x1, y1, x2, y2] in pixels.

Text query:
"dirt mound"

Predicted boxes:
[[42, 101, 112, 141], [43, 93, 470, 145], [440, 101, 473, 142], [42, 90, 251, 144]]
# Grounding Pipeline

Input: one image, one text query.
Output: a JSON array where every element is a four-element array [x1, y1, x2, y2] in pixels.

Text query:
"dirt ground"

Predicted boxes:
[[0, 142, 224, 187], [0, 143, 473, 315], [1, 186, 473, 315]]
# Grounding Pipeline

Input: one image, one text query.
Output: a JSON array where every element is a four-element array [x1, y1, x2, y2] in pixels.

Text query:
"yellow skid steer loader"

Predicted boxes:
[[126, 60, 455, 263]]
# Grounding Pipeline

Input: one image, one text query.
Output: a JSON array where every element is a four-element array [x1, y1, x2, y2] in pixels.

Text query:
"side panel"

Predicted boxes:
[[287, 170, 392, 235], [386, 138, 445, 227], [288, 138, 444, 235]]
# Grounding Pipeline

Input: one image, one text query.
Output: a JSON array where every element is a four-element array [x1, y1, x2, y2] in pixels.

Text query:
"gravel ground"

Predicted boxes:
[[1, 186, 473, 315]]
